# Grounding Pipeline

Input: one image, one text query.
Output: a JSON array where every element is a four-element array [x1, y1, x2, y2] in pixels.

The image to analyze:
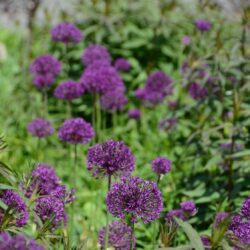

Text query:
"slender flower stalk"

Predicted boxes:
[[130, 221, 134, 250]]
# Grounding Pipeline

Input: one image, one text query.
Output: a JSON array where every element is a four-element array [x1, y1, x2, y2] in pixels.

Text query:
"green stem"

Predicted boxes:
[[42, 90, 48, 116], [67, 101, 72, 117], [130, 221, 134, 250], [95, 93, 101, 141], [104, 175, 112, 250]]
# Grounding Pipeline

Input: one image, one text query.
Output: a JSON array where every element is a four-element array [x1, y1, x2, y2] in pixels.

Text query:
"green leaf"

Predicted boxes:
[[175, 218, 205, 250], [159, 246, 192, 250], [0, 183, 16, 190]]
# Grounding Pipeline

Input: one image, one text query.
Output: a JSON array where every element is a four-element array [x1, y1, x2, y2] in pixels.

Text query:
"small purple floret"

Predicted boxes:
[[151, 157, 171, 175], [27, 118, 54, 138]]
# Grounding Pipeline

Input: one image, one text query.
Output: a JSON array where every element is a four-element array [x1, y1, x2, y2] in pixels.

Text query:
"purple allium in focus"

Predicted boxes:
[[182, 35, 191, 45], [180, 200, 197, 216], [27, 118, 54, 138], [80, 63, 124, 94], [35, 196, 67, 230], [0, 232, 44, 250], [30, 54, 61, 89], [100, 90, 127, 112], [114, 58, 131, 72], [194, 19, 211, 31], [128, 109, 141, 120], [58, 118, 95, 144], [0, 190, 28, 227], [81, 44, 111, 66], [54, 80, 84, 101], [87, 140, 135, 178], [188, 82, 208, 100], [165, 209, 186, 222], [151, 157, 171, 175], [51, 22, 83, 44], [98, 221, 136, 250], [106, 176, 163, 223], [201, 236, 211, 248], [214, 212, 229, 228], [241, 196, 250, 218]]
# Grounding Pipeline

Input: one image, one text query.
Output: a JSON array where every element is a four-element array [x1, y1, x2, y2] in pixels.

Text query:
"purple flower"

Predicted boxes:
[[51, 22, 83, 44], [182, 35, 191, 45], [201, 236, 211, 248], [30, 54, 61, 89], [80, 63, 124, 94], [151, 157, 171, 175], [158, 117, 178, 131], [54, 80, 84, 101], [0, 232, 44, 250], [114, 58, 131, 72], [214, 212, 229, 228], [0, 190, 28, 227], [135, 71, 172, 105], [194, 19, 211, 32], [58, 118, 95, 144], [106, 176, 163, 223], [100, 90, 127, 112], [241, 196, 250, 218], [98, 221, 136, 250], [35, 196, 67, 230], [81, 44, 111, 66], [27, 118, 54, 138], [87, 140, 135, 178], [165, 209, 185, 222], [188, 82, 208, 100], [128, 109, 141, 120], [180, 200, 197, 216]]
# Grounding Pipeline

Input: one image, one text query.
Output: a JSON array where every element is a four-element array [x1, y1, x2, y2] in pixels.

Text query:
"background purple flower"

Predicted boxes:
[[188, 82, 208, 100], [214, 212, 229, 228], [58, 118, 95, 144], [182, 35, 191, 45], [106, 176, 163, 223], [165, 209, 185, 222], [81, 44, 111, 66], [0, 189, 28, 227], [98, 221, 136, 250], [200, 236, 211, 247], [51, 22, 83, 43], [114, 58, 131, 72], [0, 232, 44, 250], [241, 196, 250, 218], [128, 109, 141, 120], [180, 200, 197, 216], [54, 80, 84, 101], [27, 118, 54, 138], [151, 157, 171, 175], [194, 19, 211, 31], [87, 140, 135, 178]]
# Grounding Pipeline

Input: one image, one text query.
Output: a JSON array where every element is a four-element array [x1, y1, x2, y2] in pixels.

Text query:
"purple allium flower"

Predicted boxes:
[[106, 176, 163, 223], [182, 35, 191, 45], [98, 221, 136, 250], [58, 118, 95, 144], [54, 80, 84, 101], [241, 196, 250, 218], [128, 109, 141, 120], [35, 196, 67, 230], [100, 90, 127, 112], [194, 19, 211, 31], [87, 140, 135, 178], [188, 82, 208, 100], [135, 71, 172, 105], [27, 118, 54, 138], [0, 232, 44, 250], [214, 212, 229, 228], [180, 200, 197, 216], [30, 54, 61, 89], [51, 22, 83, 44], [80, 63, 124, 94], [0, 190, 28, 227], [81, 44, 111, 66], [151, 157, 171, 175], [114, 58, 131, 72], [201, 236, 211, 248], [165, 209, 186, 222]]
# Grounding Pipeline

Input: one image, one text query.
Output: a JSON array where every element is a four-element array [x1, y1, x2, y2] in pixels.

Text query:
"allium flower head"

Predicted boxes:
[[51, 22, 83, 43], [58, 118, 95, 144], [0, 189, 28, 227], [241, 196, 250, 218], [87, 140, 135, 178], [35, 196, 67, 230], [165, 209, 185, 222], [81, 44, 111, 66], [30, 54, 61, 89], [27, 118, 54, 138], [188, 82, 208, 100], [98, 221, 136, 250], [214, 212, 229, 228], [128, 109, 141, 120], [114, 58, 131, 72], [100, 90, 127, 112], [80, 63, 124, 94], [54, 80, 84, 101], [151, 157, 171, 175], [180, 200, 197, 216], [106, 176, 163, 223], [194, 19, 211, 31], [201, 236, 211, 248], [182, 35, 191, 45], [0, 232, 44, 250]]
